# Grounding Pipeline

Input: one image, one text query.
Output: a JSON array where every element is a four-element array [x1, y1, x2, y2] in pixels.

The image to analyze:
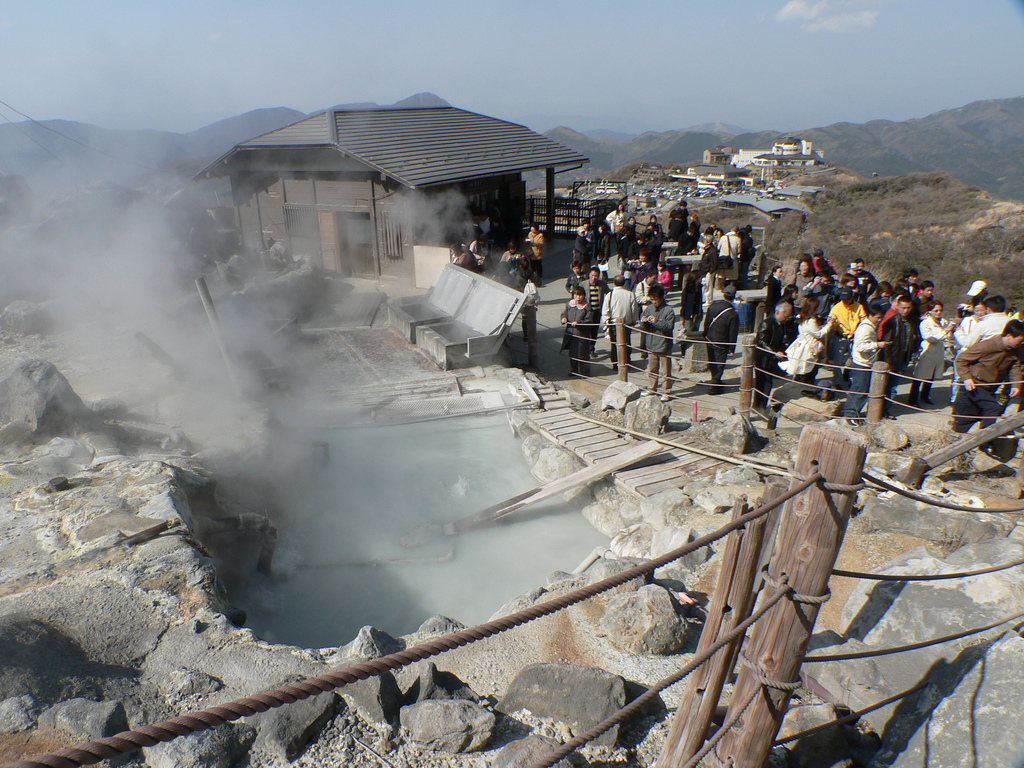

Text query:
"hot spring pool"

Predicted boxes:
[[233, 413, 607, 648]]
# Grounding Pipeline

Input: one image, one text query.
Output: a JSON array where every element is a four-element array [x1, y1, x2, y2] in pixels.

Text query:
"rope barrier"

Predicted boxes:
[[12, 475, 822, 768], [772, 682, 929, 747], [882, 396, 945, 415], [833, 555, 1024, 582], [804, 609, 1024, 663], [527, 585, 793, 768], [862, 472, 1024, 513]]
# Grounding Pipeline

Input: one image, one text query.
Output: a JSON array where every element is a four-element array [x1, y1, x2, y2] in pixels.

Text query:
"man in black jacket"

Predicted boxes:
[[879, 292, 915, 414], [753, 300, 798, 410], [703, 285, 740, 388]]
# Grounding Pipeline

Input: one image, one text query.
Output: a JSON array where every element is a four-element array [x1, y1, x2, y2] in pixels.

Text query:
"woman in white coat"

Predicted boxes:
[[782, 296, 831, 395], [909, 300, 948, 406]]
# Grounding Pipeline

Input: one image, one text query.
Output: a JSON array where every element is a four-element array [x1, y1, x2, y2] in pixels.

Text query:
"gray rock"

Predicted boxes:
[[600, 381, 642, 412], [870, 423, 909, 451], [714, 465, 762, 487], [489, 734, 571, 768], [639, 488, 692, 529], [779, 396, 843, 424], [582, 497, 628, 537], [598, 584, 692, 655], [564, 390, 590, 409], [87, 398, 130, 420], [163, 669, 223, 699], [489, 587, 548, 620], [252, 691, 337, 760], [342, 625, 404, 659], [530, 445, 584, 485], [508, 410, 536, 438], [499, 663, 626, 746], [521, 433, 549, 466], [0, 695, 39, 734], [582, 556, 647, 594], [866, 631, 1024, 768], [399, 699, 494, 753], [145, 722, 255, 768], [338, 669, 403, 726], [864, 452, 913, 475], [38, 698, 128, 740], [400, 662, 477, 704], [0, 300, 53, 335], [650, 527, 712, 571], [624, 395, 671, 435], [610, 523, 654, 559], [415, 615, 466, 638], [860, 495, 1006, 546], [707, 414, 760, 455], [777, 702, 850, 768], [0, 360, 93, 437], [693, 485, 760, 515]]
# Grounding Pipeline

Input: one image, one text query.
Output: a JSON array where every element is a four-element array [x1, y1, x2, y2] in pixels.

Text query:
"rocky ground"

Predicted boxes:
[[3, 268, 1024, 768]]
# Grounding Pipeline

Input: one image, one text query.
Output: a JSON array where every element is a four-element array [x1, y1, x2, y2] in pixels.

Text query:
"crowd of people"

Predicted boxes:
[[448, 203, 1023, 438]]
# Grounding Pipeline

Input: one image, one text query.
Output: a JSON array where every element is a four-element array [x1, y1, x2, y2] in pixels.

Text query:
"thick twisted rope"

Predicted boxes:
[[10, 475, 821, 768]]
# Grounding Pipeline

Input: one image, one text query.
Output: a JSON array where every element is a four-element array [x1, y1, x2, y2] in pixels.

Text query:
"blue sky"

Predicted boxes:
[[0, 0, 1022, 134]]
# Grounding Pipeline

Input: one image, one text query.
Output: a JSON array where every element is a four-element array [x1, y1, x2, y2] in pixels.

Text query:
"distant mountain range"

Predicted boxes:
[[0, 93, 452, 198], [544, 96, 1024, 201], [2, 91, 1024, 202]]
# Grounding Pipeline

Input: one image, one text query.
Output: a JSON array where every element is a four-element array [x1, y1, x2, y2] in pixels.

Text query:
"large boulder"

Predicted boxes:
[[0, 300, 54, 335], [582, 556, 648, 595], [610, 523, 654, 559], [145, 722, 255, 768], [37, 698, 128, 741], [692, 485, 761, 515], [341, 625, 403, 659], [624, 395, 671, 435], [498, 663, 626, 746], [859, 495, 1007, 547], [489, 734, 571, 768], [0, 695, 39, 734], [870, 423, 910, 451], [582, 485, 642, 537], [707, 414, 760, 455], [598, 584, 693, 655], [530, 445, 584, 485], [251, 691, 337, 760], [779, 395, 843, 424], [600, 381, 642, 412], [337, 669, 403, 727], [0, 360, 93, 437], [639, 489, 692, 529], [811, 539, 1024, 737], [866, 632, 1024, 768], [399, 699, 494, 753]]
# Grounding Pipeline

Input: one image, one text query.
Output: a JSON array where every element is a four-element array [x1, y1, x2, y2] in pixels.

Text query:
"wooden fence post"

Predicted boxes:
[[710, 424, 867, 768], [523, 304, 538, 368], [656, 477, 788, 768], [866, 361, 888, 425], [738, 333, 755, 419], [616, 318, 629, 382]]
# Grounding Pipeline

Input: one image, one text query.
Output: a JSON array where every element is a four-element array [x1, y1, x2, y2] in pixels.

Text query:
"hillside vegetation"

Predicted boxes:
[[703, 173, 1024, 307]]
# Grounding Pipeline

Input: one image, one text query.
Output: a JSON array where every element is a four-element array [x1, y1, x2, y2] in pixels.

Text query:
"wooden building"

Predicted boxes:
[[196, 107, 587, 286]]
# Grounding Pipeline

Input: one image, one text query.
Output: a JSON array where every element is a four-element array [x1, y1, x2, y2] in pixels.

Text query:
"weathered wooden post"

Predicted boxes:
[[656, 478, 788, 768], [710, 424, 867, 768], [616, 319, 629, 382], [738, 333, 755, 419], [897, 408, 1024, 487], [866, 360, 889, 425], [523, 304, 538, 368]]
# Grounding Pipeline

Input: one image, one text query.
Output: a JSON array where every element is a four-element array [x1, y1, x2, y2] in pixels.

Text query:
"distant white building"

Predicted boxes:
[[673, 163, 753, 190], [732, 137, 824, 169]]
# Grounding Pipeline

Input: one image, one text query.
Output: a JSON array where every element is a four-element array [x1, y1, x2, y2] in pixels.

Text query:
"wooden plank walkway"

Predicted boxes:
[[527, 386, 730, 499]]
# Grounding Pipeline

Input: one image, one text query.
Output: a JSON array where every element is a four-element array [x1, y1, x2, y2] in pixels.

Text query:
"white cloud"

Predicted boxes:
[[775, 0, 879, 32]]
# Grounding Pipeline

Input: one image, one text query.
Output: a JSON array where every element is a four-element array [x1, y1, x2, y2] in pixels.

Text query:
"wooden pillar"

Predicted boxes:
[[616, 319, 629, 382], [368, 179, 381, 279], [753, 299, 766, 333], [711, 424, 867, 768], [898, 407, 1024, 488], [656, 479, 786, 768], [545, 167, 556, 240], [866, 361, 889, 425], [523, 305, 538, 368], [738, 333, 755, 418]]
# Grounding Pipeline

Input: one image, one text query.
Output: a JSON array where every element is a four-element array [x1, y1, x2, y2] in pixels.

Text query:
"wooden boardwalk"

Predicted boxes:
[[528, 385, 729, 499]]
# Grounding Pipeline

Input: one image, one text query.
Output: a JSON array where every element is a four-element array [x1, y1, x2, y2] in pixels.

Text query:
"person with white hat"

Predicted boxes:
[[966, 280, 988, 302]]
